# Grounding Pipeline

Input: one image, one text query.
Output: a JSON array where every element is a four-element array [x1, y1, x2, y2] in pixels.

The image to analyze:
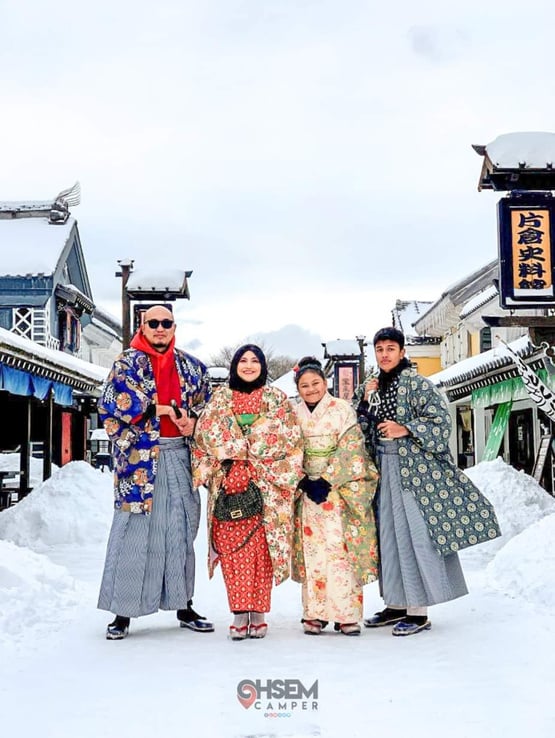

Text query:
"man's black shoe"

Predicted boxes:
[[177, 603, 214, 632], [106, 615, 130, 640], [364, 607, 407, 628]]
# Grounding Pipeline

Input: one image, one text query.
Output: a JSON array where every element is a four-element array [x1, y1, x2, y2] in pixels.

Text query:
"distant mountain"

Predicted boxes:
[[248, 324, 325, 361]]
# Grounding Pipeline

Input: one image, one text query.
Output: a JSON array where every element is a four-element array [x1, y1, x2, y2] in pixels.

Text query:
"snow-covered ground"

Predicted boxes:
[[1, 457, 554, 737]]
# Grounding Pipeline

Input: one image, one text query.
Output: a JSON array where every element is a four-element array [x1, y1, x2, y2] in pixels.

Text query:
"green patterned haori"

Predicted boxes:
[[386, 369, 501, 557]]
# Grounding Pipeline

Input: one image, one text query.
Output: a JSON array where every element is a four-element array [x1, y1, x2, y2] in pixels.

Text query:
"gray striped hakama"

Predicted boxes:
[[377, 440, 468, 608], [98, 437, 200, 618]]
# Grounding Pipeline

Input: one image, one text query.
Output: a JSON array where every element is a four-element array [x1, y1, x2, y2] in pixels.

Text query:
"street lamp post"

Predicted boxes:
[[356, 335, 367, 385], [115, 259, 134, 350]]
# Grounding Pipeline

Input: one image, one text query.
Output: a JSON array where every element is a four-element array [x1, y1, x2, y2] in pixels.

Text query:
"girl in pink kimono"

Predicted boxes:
[[291, 357, 379, 636]]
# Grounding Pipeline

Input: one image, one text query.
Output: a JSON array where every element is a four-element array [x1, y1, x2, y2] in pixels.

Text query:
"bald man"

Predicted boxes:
[[98, 305, 213, 639]]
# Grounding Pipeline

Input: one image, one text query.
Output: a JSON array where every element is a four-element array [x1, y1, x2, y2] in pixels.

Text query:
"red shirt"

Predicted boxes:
[[129, 331, 182, 437]]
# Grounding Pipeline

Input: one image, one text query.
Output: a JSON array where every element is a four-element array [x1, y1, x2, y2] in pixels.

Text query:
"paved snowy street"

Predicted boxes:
[[1, 459, 554, 737]]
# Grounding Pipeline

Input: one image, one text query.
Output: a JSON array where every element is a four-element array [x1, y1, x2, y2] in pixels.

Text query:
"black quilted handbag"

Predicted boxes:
[[213, 480, 263, 522]]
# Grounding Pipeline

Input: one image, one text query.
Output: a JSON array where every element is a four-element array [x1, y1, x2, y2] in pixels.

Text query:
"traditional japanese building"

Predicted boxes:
[[0, 184, 121, 360], [391, 299, 441, 377], [0, 326, 107, 505], [206, 366, 229, 387], [411, 261, 553, 491], [322, 339, 365, 400], [0, 185, 119, 504]]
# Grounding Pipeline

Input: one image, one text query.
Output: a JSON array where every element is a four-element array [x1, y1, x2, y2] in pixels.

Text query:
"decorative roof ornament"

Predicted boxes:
[[49, 181, 81, 224], [0, 181, 80, 219], [54, 181, 81, 208]]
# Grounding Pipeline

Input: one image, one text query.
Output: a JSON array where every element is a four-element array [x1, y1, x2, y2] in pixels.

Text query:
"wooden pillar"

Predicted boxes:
[[116, 259, 134, 350], [473, 406, 487, 463], [19, 397, 31, 495], [356, 336, 367, 385], [61, 412, 72, 465]]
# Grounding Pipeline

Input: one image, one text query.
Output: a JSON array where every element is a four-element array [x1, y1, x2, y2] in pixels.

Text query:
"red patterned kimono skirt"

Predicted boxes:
[[212, 514, 273, 612]]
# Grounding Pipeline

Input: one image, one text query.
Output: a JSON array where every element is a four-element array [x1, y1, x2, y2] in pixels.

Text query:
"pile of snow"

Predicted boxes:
[[486, 513, 555, 607], [0, 539, 81, 646], [464, 457, 555, 556], [463, 458, 555, 605], [0, 461, 113, 552]]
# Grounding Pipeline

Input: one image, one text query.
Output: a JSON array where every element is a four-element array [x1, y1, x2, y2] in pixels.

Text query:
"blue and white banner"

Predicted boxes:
[[498, 337, 555, 422]]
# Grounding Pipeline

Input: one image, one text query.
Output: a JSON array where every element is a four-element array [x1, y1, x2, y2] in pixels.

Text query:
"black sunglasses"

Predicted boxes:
[[145, 319, 174, 329]]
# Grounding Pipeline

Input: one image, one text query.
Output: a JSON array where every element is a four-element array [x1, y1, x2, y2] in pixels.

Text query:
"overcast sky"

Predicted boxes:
[[2, 0, 554, 361]]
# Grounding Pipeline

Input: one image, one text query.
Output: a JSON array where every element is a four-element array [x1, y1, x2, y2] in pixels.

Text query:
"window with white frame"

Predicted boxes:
[[12, 306, 51, 346]]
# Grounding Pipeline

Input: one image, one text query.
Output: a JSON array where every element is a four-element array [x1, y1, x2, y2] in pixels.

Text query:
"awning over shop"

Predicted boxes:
[[472, 369, 555, 408], [430, 336, 554, 403], [0, 326, 106, 400], [0, 363, 73, 406]]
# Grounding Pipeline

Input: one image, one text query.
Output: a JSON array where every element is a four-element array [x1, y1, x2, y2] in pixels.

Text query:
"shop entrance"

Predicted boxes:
[[508, 408, 534, 474]]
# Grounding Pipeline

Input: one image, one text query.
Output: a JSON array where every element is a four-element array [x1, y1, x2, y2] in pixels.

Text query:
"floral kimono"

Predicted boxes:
[[192, 385, 304, 593], [292, 392, 379, 623]]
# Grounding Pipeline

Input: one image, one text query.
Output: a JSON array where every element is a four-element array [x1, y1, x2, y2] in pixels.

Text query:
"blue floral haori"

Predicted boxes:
[[99, 348, 211, 514]]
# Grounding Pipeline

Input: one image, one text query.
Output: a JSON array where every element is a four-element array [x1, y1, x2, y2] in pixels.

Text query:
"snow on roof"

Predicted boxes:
[[90, 428, 109, 441], [0, 216, 75, 276], [126, 269, 189, 292], [479, 132, 555, 169], [393, 300, 433, 335], [430, 335, 532, 386], [207, 366, 229, 379], [440, 260, 498, 304], [57, 283, 94, 311], [324, 339, 361, 357], [0, 326, 108, 384], [271, 369, 298, 398], [459, 284, 498, 319], [0, 200, 56, 212], [92, 306, 121, 334], [413, 261, 498, 334], [63, 283, 88, 298], [89, 316, 120, 339]]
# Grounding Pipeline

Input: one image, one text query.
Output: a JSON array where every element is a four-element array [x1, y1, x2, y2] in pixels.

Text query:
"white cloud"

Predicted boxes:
[[2, 0, 555, 349]]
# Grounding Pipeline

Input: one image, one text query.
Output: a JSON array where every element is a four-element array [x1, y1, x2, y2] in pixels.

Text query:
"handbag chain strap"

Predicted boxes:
[[211, 518, 264, 556]]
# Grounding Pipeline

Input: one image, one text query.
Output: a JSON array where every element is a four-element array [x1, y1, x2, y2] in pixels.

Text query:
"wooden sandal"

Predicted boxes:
[[229, 624, 249, 641], [339, 622, 361, 636], [248, 622, 268, 639], [303, 619, 323, 635]]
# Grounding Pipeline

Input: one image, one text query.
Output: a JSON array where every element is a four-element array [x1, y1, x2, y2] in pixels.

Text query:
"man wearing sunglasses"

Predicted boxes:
[[97, 305, 214, 640]]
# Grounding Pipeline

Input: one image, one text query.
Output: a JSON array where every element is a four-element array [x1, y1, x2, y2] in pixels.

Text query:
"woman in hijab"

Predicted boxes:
[[192, 345, 303, 640]]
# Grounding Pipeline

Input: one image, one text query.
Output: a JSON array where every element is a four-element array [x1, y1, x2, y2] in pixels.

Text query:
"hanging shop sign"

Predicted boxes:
[[333, 362, 358, 401], [498, 193, 555, 309], [532, 433, 553, 483]]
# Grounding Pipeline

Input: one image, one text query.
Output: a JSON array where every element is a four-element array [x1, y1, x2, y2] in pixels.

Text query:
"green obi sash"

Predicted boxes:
[[303, 434, 337, 478], [236, 413, 259, 429]]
